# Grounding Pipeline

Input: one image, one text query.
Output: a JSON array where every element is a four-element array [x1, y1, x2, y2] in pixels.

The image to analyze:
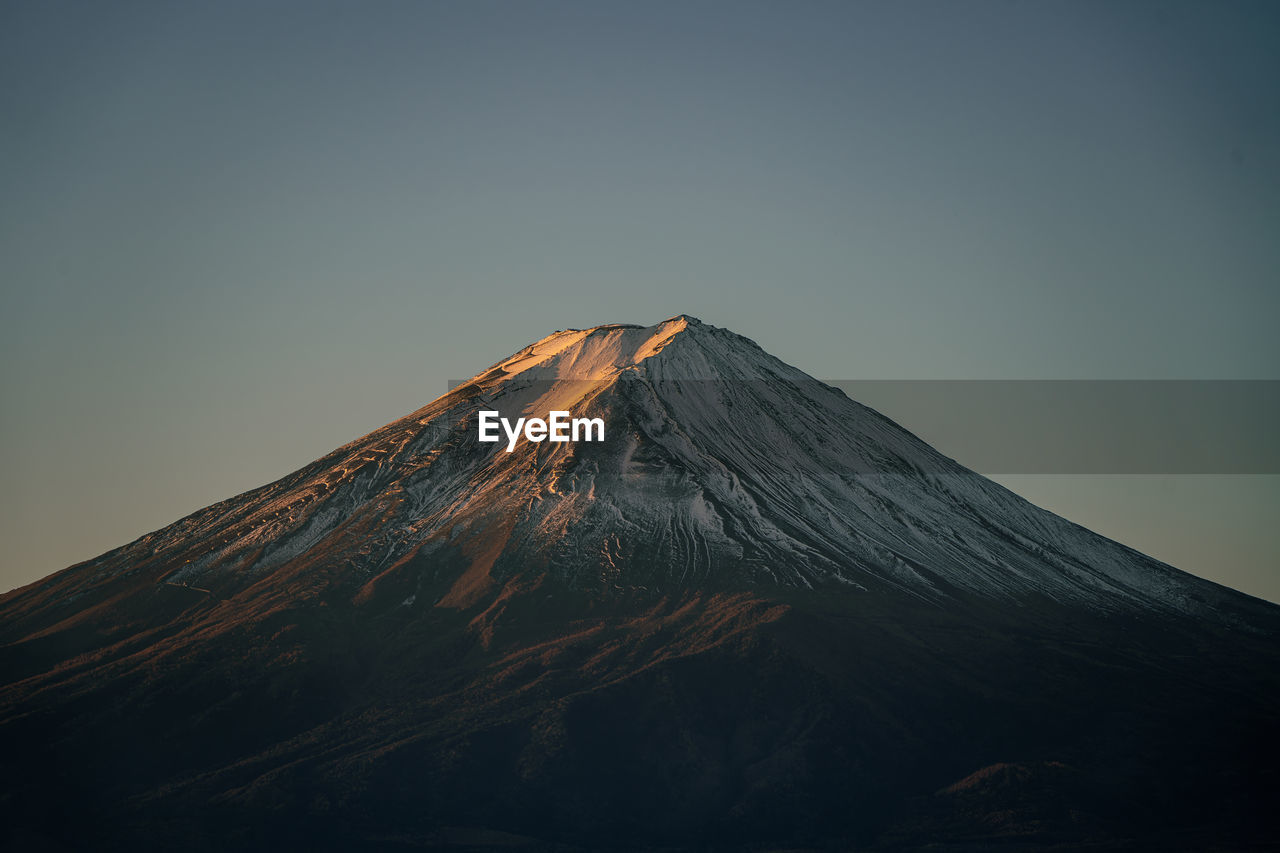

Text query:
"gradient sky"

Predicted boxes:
[[2, 1, 1277, 600]]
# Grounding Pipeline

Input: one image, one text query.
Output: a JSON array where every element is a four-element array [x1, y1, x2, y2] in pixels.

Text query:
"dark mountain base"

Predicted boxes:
[[2, 571, 1277, 852]]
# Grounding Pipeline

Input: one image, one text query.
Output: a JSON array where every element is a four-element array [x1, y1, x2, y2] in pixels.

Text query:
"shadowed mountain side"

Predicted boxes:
[[2, 575, 1276, 851]]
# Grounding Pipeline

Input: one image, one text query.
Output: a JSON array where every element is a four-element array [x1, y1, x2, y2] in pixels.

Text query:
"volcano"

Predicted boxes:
[[2, 316, 1277, 851]]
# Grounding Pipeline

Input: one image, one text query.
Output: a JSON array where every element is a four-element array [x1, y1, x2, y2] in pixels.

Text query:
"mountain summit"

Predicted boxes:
[[2, 317, 1277, 851], [31, 315, 1264, 618]]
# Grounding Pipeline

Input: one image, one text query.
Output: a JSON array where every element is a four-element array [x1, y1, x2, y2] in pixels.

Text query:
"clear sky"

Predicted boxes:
[[2, 1, 1277, 599]]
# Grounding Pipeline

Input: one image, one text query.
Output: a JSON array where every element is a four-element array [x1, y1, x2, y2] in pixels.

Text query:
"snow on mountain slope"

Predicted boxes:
[[44, 315, 1264, 623]]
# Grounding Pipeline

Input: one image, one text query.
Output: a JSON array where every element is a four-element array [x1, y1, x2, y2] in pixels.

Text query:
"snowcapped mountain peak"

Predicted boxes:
[[63, 317, 1272, 628], [477, 315, 798, 389], [483, 315, 713, 382]]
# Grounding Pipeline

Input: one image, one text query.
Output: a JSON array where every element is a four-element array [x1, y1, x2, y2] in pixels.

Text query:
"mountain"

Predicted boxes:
[[2, 315, 1277, 851]]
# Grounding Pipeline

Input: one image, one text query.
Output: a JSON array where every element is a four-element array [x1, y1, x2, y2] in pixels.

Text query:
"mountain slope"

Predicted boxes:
[[5, 315, 1267, 622], [1, 315, 1277, 851]]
